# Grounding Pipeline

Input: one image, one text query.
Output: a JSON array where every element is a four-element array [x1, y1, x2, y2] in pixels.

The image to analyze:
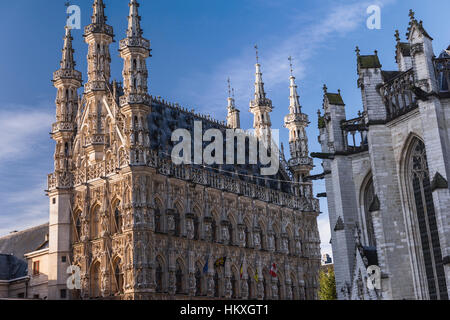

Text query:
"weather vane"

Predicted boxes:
[[254, 44, 259, 64], [227, 77, 232, 97], [288, 56, 294, 76]]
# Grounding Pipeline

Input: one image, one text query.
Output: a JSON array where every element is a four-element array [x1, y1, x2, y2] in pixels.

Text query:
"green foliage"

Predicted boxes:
[[318, 267, 337, 300]]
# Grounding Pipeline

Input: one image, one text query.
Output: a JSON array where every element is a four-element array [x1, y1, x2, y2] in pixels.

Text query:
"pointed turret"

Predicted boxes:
[[250, 45, 273, 138], [284, 57, 313, 188], [48, 26, 83, 300], [60, 26, 76, 70], [226, 78, 240, 129], [92, 0, 106, 25], [119, 0, 151, 166], [53, 26, 82, 124], [84, 0, 114, 91], [127, 0, 143, 38], [119, 0, 151, 104]]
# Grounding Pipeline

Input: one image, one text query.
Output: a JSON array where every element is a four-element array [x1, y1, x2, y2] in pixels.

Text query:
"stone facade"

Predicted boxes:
[[316, 11, 450, 300], [45, 0, 321, 300]]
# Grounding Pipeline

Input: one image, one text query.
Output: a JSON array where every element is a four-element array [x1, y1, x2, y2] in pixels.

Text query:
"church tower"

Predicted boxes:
[[284, 58, 313, 190], [250, 46, 273, 139], [83, 0, 114, 162], [119, 0, 152, 166], [48, 26, 82, 300], [226, 78, 240, 129]]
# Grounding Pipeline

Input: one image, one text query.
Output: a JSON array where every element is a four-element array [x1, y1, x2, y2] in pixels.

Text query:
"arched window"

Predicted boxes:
[[113, 259, 123, 295], [90, 262, 101, 298], [175, 261, 184, 295], [91, 206, 101, 239], [363, 178, 376, 247], [155, 259, 163, 293], [407, 138, 448, 300], [114, 201, 122, 234]]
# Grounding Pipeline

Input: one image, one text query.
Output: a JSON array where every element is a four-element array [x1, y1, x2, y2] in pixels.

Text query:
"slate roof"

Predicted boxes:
[[0, 254, 28, 281], [357, 55, 382, 69], [436, 49, 449, 92], [147, 101, 293, 194], [0, 223, 49, 260], [325, 93, 345, 106]]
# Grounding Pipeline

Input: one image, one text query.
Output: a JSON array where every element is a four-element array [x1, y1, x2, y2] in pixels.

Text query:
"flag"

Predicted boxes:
[[254, 269, 259, 283], [215, 257, 226, 268], [203, 257, 209, 274], [240, 257, 247, 279], [269, 263, 277, 278]]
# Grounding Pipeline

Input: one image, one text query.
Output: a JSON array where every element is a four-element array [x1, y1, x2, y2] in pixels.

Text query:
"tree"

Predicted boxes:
[[318, 266, 337, 300]]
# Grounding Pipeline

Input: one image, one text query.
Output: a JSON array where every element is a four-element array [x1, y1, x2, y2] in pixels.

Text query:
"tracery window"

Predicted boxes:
[[407, 138, 448, 300], [214, 270, 220, 298], [231, 274, 238, 299], [155, 206, 162, 233]]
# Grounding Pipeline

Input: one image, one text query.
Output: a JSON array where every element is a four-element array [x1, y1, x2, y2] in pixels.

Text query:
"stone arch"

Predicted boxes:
[[359, 172, 376, 247]]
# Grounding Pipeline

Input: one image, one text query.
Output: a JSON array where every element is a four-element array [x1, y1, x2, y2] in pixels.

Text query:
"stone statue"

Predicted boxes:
[[225, 279, 232, 298], [222, 226, 230, 243], [167, 215, 175, 232], [254, 233, 261, 248], [257, 281, 265, 300], [186, 219, 194, 240], [241, 280, 249, 298]]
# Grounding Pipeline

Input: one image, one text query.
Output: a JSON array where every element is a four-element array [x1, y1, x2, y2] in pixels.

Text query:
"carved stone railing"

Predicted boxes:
[[119, 37, 150, 51], [53, 69, 82, 82], [341, 114, 368, 154], [52, 122, 74, 133], [58, 151, 319, 212], [379, 69, 417, 121], [84, 24, 114, 37]]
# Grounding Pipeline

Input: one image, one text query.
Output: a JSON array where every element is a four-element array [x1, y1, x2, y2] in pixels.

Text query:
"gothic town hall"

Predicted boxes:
[[39, 0, 321, 300]]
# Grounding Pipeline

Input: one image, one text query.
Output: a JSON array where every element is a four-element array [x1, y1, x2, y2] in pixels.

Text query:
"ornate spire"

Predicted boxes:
[[60, 26, 75, 70], [253, 45, 267, 104], [227, 77, 235, 110], [288, 57, 301, 114], [127, 0, 143, 38], [226, 78, 240, 129], [119, 0, 151, 104], [92, 0, 107, 25]]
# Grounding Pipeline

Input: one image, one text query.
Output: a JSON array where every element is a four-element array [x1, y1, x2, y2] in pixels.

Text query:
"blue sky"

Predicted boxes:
[[0, 0, 449, 258]]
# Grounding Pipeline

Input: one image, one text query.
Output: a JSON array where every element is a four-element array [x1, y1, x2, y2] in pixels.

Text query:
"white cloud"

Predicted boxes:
[[0, 183, 49, 237], [0, 105, 53, 162], [181, 0, 394, 116]]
